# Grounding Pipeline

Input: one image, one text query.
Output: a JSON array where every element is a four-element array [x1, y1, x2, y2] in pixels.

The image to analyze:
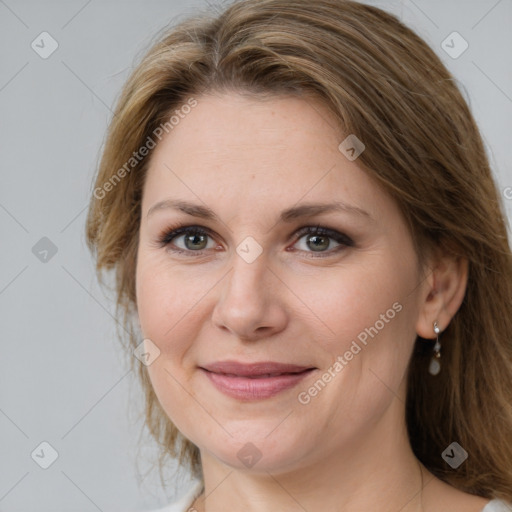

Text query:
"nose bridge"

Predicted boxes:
[[224, 243, 269, 307], [212, 240, 286, 339]]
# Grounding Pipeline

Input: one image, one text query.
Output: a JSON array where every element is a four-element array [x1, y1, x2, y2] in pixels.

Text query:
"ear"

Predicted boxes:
[[415, 250, 468, 339]]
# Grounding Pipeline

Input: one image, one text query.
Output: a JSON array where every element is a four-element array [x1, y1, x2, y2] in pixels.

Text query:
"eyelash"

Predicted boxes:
[[154, 223, 354, 259]]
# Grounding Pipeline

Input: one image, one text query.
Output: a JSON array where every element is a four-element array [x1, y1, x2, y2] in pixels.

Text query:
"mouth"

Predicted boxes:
[[199, 361, 316, 401]]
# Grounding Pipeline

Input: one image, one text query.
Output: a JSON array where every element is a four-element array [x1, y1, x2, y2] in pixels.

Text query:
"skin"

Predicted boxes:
[[135, 92, 489, 511]]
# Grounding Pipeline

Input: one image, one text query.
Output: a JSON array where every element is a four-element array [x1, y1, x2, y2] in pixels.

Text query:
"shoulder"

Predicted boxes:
[[482, 499, 512, 512], [146, 479, 204, 512], [421, 471, 511, 512]]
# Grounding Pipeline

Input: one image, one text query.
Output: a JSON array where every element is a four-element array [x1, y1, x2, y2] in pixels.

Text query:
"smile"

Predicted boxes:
[[199, 361, 316, 401]]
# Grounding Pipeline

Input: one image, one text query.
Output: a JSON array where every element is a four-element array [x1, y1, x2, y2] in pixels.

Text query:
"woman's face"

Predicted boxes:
[[135, 92, 429, 473]]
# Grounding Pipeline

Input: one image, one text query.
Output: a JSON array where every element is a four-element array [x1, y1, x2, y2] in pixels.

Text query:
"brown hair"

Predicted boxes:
[[85, 0, 512, 501]]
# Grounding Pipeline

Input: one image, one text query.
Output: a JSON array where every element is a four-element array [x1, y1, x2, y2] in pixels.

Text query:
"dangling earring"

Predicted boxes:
[[428, 321, 441, 375]]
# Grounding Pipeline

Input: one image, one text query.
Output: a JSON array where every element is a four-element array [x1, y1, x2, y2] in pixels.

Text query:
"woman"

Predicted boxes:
[[85, 0, 512, 510]]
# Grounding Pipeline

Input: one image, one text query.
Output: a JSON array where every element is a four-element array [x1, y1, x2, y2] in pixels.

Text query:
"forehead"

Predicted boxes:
[[151, 92, 338, 162], [141, 92, 393, 225]]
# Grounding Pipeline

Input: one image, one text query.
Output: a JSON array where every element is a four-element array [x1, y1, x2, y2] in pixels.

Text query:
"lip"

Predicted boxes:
[[199, 360, 316, 401]]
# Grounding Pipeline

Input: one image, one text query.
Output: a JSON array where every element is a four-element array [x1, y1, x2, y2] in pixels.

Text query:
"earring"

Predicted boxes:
[[428, 321, 441, 375]]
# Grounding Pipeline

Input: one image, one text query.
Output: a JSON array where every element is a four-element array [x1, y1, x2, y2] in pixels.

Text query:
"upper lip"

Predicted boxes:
[[200, 360, 315, 377]]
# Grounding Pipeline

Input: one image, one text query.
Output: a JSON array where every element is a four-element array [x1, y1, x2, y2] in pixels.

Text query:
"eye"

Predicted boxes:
[[154, 223, 354, 258], [291, 225, 354, 258], [155, 224, 217, 254]]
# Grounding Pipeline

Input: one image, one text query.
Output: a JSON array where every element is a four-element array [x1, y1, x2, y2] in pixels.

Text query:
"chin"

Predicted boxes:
[[197, 429, 312, 474]]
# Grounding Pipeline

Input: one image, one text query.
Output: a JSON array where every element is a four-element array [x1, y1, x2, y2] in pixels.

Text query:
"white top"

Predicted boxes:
[[148, 480, 511, 512], [149, 479, 203, 512]]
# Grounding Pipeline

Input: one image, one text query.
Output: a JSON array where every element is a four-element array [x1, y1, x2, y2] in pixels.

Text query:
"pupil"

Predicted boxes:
[[186, 233, 206, 250], [308, 235, 329, 251]]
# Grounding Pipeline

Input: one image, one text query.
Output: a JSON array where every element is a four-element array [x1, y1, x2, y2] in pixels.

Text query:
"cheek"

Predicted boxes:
[[136, 261, 170, 341], [135, 258, 209, 435], [136, 251, 182, 326], [292, 263, 417, 436], [135, 255, 214, 362], [294, 258, 411, 347], [296, 255, 418, 404]]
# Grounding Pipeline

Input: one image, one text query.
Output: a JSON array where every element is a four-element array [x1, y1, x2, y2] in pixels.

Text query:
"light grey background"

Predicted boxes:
[[1, 1, 511, 511]]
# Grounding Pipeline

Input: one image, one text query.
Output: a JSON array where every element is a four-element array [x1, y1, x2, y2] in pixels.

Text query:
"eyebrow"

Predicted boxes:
[[146, 199, 373, 223]]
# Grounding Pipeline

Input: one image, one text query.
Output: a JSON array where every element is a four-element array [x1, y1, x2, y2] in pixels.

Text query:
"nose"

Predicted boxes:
[[211, 253, 288, 342]]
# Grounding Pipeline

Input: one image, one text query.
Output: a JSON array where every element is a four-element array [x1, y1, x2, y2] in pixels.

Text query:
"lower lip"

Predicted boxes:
[[201, 368, 315, 401]]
